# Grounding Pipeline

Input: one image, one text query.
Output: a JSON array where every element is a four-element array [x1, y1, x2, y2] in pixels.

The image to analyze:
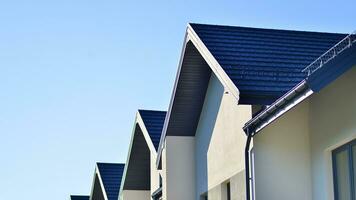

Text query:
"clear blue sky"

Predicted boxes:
[[0, 0, 354, 199]]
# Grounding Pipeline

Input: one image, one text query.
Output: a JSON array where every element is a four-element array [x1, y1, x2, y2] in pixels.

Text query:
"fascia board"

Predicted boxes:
[[186, 24, 240, 100], [95, 165, 109, 200], [136, 111, 158, 155], [118, 114, 139, 197], [88, 167, 97, 200], [156, 29, 190, 167]]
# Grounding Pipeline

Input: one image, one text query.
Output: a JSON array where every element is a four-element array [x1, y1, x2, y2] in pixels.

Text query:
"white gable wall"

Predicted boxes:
[[195, 74, 252, 200], [253, 66, 356, 200], [309, 66, 356, 200], [121, 190, 150, 200], [162, 136, 196, 200], [150, 151, 161, 197], [253, 100, 312, 200]]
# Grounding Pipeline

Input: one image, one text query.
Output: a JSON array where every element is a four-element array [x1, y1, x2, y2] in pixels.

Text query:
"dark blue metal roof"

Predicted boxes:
[[96, 163, 125, 200], [138, 110, 166, 150], [190, 23, 346, 104], [70, 195, 89, 200]]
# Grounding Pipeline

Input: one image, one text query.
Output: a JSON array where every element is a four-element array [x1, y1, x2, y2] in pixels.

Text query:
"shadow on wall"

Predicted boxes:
[[195, 73, 224, 199]]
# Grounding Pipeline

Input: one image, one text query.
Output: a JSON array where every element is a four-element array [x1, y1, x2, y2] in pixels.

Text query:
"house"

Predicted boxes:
[[89, 163, 125, 200], [119, 110, 166, 200], [70, 195, 90, 200], [156, 23, 347, 200], [243, 32, 356, 200]]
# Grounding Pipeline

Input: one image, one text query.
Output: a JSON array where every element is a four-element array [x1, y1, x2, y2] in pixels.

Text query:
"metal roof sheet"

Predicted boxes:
[[97, 163, 124, 200], [138, 110, 166, 150], [190, 23, 346, 104], [70, 195, 90, 200]]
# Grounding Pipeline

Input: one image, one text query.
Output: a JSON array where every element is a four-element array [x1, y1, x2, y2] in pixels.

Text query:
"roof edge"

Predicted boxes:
[[243, 80, 313, 135], [188, 22, 348, 35], [119, 113, 139, 196], [120, 110, 163, 194], [95, 163, 110, 200]]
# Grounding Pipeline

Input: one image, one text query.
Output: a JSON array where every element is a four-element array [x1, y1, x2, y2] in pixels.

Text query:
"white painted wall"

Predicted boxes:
[[253, 101, 312, 200], [254, 66, 356, 200], [195, 74, 252, 200], [121, 190, 150, 200], [162, 136, 196, 200], [150, 151, 161, 197], [309, 66, 356, 200]]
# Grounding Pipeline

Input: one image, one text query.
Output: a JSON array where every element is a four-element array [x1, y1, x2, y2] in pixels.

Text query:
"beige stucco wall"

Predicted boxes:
[[207, 171, 246, 200], [150, 151, 160, 197], [195, 74, 252, 200], [207, 103, 251, 189], [309, 66, 356, 200], [121, 190, 150, 200], [253, 100, 312, 200], [254, 66, 356, 200], [162, 136, 196, 200]]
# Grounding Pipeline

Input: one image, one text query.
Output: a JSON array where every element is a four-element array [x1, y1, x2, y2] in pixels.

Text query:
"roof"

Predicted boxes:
[[156, 23, 349, 167], [190, 23, 346, 104], [120, 109, 166, 193], [138, 110, 166, 150], [96, 163, 125, 200], [70, 195, 90, 200], [244, 31, 356, 135]]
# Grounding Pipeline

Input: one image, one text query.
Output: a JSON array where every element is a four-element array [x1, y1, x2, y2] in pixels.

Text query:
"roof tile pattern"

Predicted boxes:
[[97, 163, 124, 200], [138, 110, 166, 150], [190, 23, 346, 104]]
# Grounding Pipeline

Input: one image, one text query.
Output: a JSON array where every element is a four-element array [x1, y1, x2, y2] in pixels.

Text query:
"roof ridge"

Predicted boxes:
[[96, 162, 125, 167], [189, 22, 347, 35], [138, 109, 167, 113]]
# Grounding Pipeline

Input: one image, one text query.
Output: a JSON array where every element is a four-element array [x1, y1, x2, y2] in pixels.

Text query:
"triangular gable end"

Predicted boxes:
[[156, 23, 346, 167], [119, 110, 166, 197], [156, 24, 243, 167], [89, 163, 124, 200]]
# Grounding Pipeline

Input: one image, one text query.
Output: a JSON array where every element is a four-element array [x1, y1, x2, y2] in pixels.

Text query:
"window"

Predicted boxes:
[[159, 175, 162, 187], [200, 193, 207, 200], [332, 139, 356, 200], [226, 182, 231, 200]]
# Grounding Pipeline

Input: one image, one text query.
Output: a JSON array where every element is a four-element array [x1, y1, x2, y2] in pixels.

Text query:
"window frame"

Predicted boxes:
[[332, 139, 356, 200]]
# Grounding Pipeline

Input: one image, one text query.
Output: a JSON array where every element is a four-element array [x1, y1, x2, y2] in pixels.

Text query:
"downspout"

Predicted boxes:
[[244, 129, 253, 200]]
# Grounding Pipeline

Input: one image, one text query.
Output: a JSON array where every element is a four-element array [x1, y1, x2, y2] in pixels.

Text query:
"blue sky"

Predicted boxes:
[[0, 0, 355, 200]]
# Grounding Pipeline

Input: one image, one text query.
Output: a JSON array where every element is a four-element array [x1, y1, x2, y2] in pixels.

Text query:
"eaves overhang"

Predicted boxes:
[[243, 80, 313, 135], [89, 163, 124, 200], [89, 164, 109, 200], [243, 32, 356, 135]]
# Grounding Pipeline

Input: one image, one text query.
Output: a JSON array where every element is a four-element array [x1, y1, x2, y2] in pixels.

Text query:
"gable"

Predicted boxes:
[[138, 110, 166, 150], [91, 174, 106, 200], [97, 163, 124, 200], [122, 124, 151, 190]]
